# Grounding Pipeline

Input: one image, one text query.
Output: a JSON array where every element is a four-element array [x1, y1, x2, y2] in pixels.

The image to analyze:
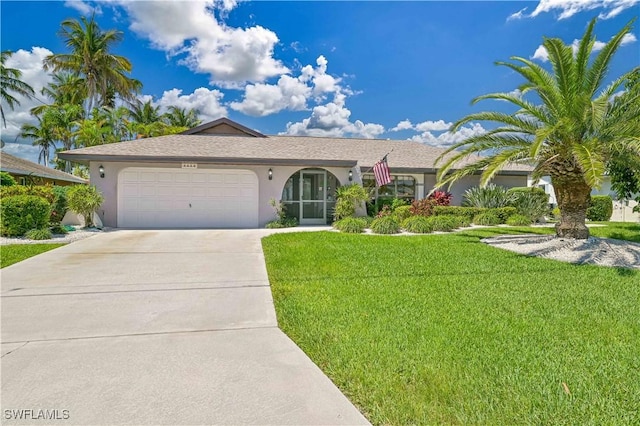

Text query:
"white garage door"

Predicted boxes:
[[118, 167, 259, 228]]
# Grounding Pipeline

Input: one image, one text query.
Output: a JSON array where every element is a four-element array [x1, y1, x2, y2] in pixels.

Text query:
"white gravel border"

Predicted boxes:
[[481, 234, 640, 269]]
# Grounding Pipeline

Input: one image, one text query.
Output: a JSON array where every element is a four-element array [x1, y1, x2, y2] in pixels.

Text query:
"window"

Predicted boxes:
[[363, 174, 416, 200]]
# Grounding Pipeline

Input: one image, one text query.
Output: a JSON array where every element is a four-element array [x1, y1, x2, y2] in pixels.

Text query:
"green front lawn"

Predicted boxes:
[[262, 226, 639, 425], [1, 244, 65, 268]]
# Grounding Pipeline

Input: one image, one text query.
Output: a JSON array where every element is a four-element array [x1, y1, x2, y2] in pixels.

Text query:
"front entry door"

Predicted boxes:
[[300, 170, 326, 225]]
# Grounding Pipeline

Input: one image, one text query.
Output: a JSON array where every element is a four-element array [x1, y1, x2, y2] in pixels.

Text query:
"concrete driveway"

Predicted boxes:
[[1, 229, 369, 425]]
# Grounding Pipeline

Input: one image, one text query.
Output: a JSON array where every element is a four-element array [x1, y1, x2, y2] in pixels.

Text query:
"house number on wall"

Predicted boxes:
[[182, 163, 198, 169]]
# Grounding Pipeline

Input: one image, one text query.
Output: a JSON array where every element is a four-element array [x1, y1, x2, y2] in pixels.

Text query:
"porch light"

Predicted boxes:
[[99, 165, 105, 178], [268, 168, 273, 180], [348, 169, 353, 181]]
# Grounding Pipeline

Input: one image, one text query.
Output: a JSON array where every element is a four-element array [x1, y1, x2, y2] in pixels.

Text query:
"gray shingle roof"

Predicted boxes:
[[58, 134, 532, 174], [1, 151, 87, 184]]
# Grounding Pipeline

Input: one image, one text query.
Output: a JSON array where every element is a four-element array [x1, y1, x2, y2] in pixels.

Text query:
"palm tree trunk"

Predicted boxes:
[[552, 177, 591, 239]]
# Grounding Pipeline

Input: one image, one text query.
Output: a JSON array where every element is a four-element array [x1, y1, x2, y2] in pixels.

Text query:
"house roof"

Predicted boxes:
[[58, 133, 532, 175], [181, 117, 267, 137], [1, 151, 87, 184]]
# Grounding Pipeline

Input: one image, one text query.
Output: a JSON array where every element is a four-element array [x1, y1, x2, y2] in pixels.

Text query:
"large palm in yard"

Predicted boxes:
[[1, 51, 35, 127], [436, 19, 640, 239], [43, 15, 141, 113]]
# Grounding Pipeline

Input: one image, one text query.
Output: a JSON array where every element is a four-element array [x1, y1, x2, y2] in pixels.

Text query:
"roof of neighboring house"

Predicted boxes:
[[0, 151, 87, 184], [59, 134, 532, 174]]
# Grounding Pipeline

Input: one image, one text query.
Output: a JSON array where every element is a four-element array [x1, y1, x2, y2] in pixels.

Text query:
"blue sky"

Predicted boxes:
[[1, 0, 639, 164]]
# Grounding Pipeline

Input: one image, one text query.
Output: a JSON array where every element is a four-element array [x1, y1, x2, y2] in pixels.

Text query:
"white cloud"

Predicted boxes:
[[281, 95, 385, 139], [231, 55, 346, 116], [390, 119, 414, 132], [507, 7, 528, 21], [415, 120, 452, 132], [1, 47, 54, 145], [64, 1, 101, 16], [409, 123, 487, 148], [108, 0, 287, 86], [532, 32, 637, 62], [1, 143, 41, 165], [144, 88, 227, 123], [518, 0, 639, 20]]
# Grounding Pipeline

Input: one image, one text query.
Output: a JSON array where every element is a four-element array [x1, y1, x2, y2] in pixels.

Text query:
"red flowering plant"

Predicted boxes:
[[428, 190, 453, 206]]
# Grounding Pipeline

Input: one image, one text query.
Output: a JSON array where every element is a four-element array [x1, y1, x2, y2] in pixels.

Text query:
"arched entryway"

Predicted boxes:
[[282, 168, 341, 225]]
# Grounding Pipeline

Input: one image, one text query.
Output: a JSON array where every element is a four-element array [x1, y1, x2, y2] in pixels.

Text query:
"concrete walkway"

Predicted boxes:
[[1, 229, 369, 425]]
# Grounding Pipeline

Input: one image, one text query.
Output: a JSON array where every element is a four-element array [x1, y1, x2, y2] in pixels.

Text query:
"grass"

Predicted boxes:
[[262, 224, 639, 425], [1, 244, 65, 268]]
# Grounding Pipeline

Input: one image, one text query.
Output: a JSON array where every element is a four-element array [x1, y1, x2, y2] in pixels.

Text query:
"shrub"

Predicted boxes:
[[392, 205, 412, 223], [401, 216, 433, 233], [334, 184, 369, 220], [334, 217, 367, 233], [361, 216, 375, 227], [67, 185, 104, 228], [586, 195, 613, 221], [508, 187, 549, 223], [391, 198, 409, 210], [489, 207, 518, 223], [473, 212, 501, 226], [376, 204, 393, 218], [370, 216, 400, 234], [1, 172, 16, 186], [0, 184, 55, 204], [50, 186, 69, 225], [266, 217, 298, 229], [462, 184, 516, 208], [451, 215, 472, 228], [410, 198, 436, 217], [0, 195, 51, 237], [426, 215, 459, 232], [427, 190, 452, 206], [432, 206, 486, 221], [506, 214, 532, 226], [25, 228, 53, 240]]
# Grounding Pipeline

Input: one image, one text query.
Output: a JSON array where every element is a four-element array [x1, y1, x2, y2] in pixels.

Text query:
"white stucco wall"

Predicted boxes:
[[89, 162, 355, 228]]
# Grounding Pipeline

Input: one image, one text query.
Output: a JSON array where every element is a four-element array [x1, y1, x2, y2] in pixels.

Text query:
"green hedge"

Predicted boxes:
[[432, 206, 486, 220], [334, 217, 367, 233], [586, 195, 613, 221], [401, 216, 433, 234], [0, 172, 16, 186], [370, 216, 401, 234], [489, 207, 517, 223], [0, 195, 51, 237]]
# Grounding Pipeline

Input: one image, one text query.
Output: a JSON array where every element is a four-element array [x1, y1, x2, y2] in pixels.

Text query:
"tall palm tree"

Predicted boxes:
[[435, 19, 639, 239], [164, 106, 202, 128], [1, 50, 35, 127], [20, 117, 56, 167], [43, 15, 141, 113]]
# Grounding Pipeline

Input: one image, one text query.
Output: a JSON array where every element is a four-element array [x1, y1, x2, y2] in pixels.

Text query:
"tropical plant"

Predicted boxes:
[[164, 106, 202, 128], [1, 50, 36, 127], [506, 214, 532, 226], [426, 215, 460, 232], [473, 212, 501, 226], [435, 19, 640, 239], [370, 215, 400, 234], [333, 217, 367, 233], [333, 184, 368, 220], [66, 185, 103, 227], [43, 15, 141, 113], [410, 198, 436, 217], [432, 206, 486, 221], [462, 184, 515, 208], [427, 190, 453, 206], [508, 189, 549, 223], [586, 195, 613, 221], [20, 116, 57, 166], [31, 72, 86, 117], [392, 205, 412, 223], [401, 216, 433, 234], [25, 228, 53, 241]]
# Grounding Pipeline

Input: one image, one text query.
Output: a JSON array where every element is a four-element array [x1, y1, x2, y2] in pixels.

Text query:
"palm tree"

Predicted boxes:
[[127, 99, 167, 138], [1, 50, 35, 127], [435, 19, 639, 239], [164, 106, 202, 128], [20, 117, 56, 167], [43, 15, 141, 113]]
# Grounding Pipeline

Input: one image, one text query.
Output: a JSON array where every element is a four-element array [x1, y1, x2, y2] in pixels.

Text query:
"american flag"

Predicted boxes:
[[373, 156, 392, 187]]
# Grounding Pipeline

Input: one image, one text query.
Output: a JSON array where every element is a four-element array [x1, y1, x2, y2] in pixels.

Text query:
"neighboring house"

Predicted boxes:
[[528, 175, 639, 222], [0, 151, 87, 186], [58, 117, 531, 229]]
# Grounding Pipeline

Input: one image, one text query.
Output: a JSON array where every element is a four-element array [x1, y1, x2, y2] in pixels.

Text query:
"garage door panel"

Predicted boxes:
[[118, 168, 258, 228]]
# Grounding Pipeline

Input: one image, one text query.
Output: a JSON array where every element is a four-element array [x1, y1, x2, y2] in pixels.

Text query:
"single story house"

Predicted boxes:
[[0, 151, 87, 186], [59, 117, 532, 229]]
